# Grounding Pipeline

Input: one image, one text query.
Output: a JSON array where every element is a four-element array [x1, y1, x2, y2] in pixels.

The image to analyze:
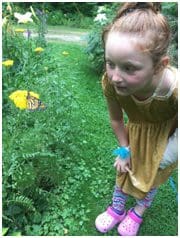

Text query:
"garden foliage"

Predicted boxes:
[[2, 3, 62, 235], [3, 3, 112, 235], [5, 2, 97, 29]]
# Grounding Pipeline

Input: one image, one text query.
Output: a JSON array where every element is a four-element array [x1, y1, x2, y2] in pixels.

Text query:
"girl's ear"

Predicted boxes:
[[161, 56, 169, 67], [154, 56, 169, 74]]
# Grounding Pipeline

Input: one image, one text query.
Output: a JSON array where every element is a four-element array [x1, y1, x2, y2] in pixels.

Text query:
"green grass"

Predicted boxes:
[[3, 41, 177, 236]]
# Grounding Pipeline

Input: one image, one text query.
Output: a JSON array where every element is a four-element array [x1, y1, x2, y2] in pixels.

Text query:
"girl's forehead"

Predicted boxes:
[[106, 32, 146, 50], [105, 32, 149, 58], [105, 32, 153, 64]]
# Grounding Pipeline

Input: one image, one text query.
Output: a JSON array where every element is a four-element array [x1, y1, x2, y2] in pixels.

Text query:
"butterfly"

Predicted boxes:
[[26, 91, 46, 111]]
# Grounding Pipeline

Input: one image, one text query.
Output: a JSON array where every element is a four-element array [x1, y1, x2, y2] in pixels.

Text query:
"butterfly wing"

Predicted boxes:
[[27, 92, 46, 111], [37, 99, 46, 110]]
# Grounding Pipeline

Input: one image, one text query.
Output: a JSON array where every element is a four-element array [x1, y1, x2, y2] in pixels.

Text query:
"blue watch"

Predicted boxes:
[[113, 146, 131, 160]]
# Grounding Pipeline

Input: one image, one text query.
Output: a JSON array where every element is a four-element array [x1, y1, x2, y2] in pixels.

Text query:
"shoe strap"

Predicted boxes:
[[128, 209, 143, 224], [107, 206, 124, 221]]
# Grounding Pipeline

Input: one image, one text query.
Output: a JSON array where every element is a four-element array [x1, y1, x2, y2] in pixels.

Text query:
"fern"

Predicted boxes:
[[2, 214, 14, 224], [22, 151, 57, 159], [7, 195, 36, 212]]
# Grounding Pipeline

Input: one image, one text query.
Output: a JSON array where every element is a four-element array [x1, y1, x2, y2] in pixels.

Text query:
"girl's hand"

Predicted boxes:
[[114, 156, 131, 173]]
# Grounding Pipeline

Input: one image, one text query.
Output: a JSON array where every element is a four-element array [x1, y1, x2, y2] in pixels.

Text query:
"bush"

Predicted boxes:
[[47, 10, 93, 28], [85, 3, 121, 74], [162, 2, 178, 66], [46, 10, 64, 25]]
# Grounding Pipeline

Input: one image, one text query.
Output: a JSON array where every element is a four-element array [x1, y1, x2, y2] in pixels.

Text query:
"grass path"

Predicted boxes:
[[40, 41, 118, 236]]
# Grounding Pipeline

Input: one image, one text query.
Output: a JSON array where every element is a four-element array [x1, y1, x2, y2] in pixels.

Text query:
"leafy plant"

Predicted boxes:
[[162, 2, 178, 66], [85, 3, 120, 75]]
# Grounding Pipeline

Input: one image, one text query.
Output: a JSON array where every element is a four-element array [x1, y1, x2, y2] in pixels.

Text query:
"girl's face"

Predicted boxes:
[[105, 32, 156, 98]]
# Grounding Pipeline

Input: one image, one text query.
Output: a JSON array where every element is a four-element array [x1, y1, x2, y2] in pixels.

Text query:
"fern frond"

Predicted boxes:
[[7, 195, 36, 212], [2, 214, 14, 223], [22, 151, 57, 159]]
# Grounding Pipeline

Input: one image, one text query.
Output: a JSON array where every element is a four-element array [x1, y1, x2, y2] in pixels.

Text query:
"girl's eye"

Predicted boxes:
[[123, 65, 136, 73], [106, 61, 115, 69]]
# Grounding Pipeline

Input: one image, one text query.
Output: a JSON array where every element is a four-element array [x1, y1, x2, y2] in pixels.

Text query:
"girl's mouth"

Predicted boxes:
[[114, 85, 130, 95], [115, 85, 127, 90]]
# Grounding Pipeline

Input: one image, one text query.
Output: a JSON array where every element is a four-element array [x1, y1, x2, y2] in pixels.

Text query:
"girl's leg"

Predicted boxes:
[[118, 187, 158, 236], [95, 185, 128, 233], [134, 187, 158, 216], [112, 185, 128, 214]]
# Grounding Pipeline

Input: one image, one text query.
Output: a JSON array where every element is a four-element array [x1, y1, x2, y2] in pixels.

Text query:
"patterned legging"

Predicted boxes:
[[112, 185, 157, 212]]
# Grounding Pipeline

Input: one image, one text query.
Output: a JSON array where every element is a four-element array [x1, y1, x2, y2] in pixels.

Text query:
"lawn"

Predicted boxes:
[[3, 41, 178, 236]]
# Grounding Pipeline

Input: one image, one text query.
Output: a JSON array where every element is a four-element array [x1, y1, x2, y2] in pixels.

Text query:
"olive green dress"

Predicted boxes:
[[102, 69, 178, 199]]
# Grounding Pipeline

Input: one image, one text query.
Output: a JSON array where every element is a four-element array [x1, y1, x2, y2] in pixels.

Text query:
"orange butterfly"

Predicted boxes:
[[26, 92, 46, 111]]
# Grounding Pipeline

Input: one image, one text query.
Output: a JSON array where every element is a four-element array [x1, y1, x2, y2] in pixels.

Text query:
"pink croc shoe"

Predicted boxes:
[[118, 208, 143, 236], [95, 206, 126, 233]]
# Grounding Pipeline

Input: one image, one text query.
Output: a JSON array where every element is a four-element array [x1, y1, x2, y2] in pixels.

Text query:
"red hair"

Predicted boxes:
[[102, 2, 170, 69]]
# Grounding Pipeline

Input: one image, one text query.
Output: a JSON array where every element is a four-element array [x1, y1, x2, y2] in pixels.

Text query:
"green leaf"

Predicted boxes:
[[2, 227, 9, 236], [10, 231, 22, 236]]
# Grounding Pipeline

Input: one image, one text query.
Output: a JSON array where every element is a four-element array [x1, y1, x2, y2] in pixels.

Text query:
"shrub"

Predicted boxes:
[[85, 3, 120, 74], [47, 10, 93, 29], [162, 2, 178, 66], [46, 10, 64, 25]]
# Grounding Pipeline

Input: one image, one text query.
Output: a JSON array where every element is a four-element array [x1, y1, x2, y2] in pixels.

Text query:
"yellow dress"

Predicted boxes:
[[102, 69, 178, 199]]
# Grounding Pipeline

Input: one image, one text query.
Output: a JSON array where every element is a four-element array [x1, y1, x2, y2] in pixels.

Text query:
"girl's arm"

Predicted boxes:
[[107, 99, 129, 146], [106, 99, 131, 172]]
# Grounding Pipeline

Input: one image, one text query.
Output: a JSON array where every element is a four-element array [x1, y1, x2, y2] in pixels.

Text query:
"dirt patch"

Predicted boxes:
[[45, 32, 88, 44], [29, 29, 89, 44]]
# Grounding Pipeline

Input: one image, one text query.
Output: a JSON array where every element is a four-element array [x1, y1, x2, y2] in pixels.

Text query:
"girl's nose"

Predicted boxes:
[[112, 69, 123, 83]]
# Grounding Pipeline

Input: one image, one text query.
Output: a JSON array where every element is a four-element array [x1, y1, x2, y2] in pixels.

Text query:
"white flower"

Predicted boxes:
[[94, 13, 107, 24], [97, 6, 106, 13], [14, 12, 33, 23]]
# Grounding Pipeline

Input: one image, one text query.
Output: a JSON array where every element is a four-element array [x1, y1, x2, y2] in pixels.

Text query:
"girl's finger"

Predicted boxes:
[[113, 159, 119, 167], [113, 160, 117, 167], [116, 163, 121, 173]]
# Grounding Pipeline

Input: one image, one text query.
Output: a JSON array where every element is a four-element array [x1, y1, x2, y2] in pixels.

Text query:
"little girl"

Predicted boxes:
[[95, 2, 178, 236]]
